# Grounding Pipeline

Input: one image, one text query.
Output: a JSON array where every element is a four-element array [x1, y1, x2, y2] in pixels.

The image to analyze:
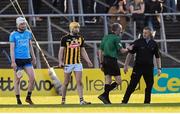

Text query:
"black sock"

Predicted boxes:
[[109, 82, 118, 91], [62, 97, 65, 101], [26, 91, 32, 99], [16, 95, 20, 100], [80, 97, 84, 102], [16, 95, 22, 104], [102, 84, 111, 96]]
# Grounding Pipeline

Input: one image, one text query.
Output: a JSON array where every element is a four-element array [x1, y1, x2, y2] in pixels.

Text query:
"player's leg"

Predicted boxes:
[[24, 65, 35, 105], [61, 72, 71, 104], [61, 65, 72, 104], [74, 63, 91, 105], [98, 56, 114, 104], [14, 70, 22, 105], [112, 75, 122, 90], [143, 66, 154, 104], [99, 56, 121, 104], [98, 75, 112, 104], [14, 59, 23, 105], [105, 75, 112, 92], [74, 71, 83, 100], [98, 75, 121, 104], [108, 58, 122, 93], [122, 66, 143, 103]]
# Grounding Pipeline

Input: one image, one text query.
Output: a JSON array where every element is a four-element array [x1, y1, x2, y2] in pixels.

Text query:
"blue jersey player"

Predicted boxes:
[[9, 17, 36, 105]]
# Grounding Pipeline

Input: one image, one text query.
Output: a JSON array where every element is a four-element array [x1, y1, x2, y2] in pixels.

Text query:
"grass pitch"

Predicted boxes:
[[0, 94, 179, 113]]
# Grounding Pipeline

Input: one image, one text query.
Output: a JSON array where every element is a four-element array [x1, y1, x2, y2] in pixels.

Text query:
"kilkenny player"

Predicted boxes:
[[58, 22, 93, 105]]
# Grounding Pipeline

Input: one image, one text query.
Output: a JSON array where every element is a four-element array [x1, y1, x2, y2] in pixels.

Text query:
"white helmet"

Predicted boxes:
[[16, 17, 26, 27]]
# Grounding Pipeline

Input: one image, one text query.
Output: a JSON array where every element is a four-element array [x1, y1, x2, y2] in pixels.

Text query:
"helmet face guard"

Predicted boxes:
[[16, 17, 26, 28], [16, 17, 27, 31]]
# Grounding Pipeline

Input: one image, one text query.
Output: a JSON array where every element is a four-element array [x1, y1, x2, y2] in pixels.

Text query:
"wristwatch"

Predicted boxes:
[[158, 68, 161, 70]]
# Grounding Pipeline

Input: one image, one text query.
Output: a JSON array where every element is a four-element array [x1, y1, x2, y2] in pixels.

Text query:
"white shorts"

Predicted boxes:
[[64, 63, 83, 73]]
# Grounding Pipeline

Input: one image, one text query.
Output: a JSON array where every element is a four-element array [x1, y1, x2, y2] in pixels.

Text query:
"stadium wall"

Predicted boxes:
[[0, 68, 179, 96]]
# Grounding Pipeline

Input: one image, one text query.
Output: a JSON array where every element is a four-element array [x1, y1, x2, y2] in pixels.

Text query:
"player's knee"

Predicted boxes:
[[105, 79, 112, 84], [116, 80, 121, 85], [63, 82, 69, 87], [15, 78, 21, 84], [29, 76, 35, 84], [77, 81, 82, 86], [115, 77, 122, 85]]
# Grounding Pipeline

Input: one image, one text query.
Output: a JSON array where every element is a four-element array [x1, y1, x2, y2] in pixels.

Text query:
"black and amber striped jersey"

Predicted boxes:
[[60, 33, 84, 65]]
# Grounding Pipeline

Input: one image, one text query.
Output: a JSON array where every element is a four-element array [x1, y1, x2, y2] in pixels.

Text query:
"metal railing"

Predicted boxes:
[[0, 0, 16, 14], [1, 38, 180, 68], [0, 13, 180, 68]]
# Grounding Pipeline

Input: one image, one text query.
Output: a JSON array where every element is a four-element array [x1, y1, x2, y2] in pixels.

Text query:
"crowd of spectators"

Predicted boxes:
[[32, 0, 180, 32], [81, 0, 178, 31]]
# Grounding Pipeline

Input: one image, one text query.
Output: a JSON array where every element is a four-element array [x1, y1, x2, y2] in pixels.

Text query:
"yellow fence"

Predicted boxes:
[[0, 69, 179, 96]]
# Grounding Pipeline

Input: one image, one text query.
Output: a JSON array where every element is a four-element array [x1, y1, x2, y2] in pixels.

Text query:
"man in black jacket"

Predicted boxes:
[[122, 27, 162, 104]]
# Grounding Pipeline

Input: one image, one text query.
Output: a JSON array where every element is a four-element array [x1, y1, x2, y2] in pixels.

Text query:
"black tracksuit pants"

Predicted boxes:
[[122, 65, 154, 103]]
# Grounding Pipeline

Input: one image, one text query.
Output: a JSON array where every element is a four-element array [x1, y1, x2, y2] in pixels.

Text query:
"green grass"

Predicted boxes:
[[0, 102, 180, 108], [0, 94, 179, 112]]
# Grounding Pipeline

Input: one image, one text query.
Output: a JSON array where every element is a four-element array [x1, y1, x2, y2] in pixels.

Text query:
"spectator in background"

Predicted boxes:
[[165, 0, 177, 22], [32, 0, 43, 21], [52, 0, 66, 13], [52, 0, 69, 24], [145, 0, 163, 31], [178, 0, 180, 11], [106, 0, 117, 8], [95, 0, 116, 14], [129, 0, 145, 33], [82, 0, 96, 23], [177, 0, 180, 20], [108, 0, 128, 31], [95, 0, 107, 23]]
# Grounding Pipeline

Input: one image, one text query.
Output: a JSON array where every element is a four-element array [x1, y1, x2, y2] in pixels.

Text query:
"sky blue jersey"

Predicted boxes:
[[9, 30, 32, 59]]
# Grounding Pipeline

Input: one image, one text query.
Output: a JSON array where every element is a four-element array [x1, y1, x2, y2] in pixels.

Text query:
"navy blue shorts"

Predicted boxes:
[[15, 59, 32, 69]]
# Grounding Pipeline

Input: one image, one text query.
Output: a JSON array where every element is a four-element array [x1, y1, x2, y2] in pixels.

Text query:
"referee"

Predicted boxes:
[[122, 27, 161, 104], [58, 22, 93, 105], [98, 23, 132, 104]]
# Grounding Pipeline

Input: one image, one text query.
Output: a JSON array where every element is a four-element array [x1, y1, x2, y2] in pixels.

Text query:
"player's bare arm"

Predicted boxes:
[[10, 42, 16, 70], [30, 40, 36, 65], [58, 47, 65, 67], [156, 58, 162, 76], [81, 47, 93, 67]]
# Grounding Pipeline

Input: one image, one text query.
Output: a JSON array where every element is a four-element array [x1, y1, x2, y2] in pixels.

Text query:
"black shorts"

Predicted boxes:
[[15, 59, 32, 68], [102, 56, 120, 76]]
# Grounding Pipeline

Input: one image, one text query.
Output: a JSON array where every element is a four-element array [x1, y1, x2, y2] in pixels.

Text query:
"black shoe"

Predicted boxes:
[[25, 98, 34, 105], [106, 96, 111, 104], [121, 101, 127, 104], [17, 99, 22, 105], [98, 94, 111, 104], [144, 102, 150, 104], [121, 100, 128, 104]]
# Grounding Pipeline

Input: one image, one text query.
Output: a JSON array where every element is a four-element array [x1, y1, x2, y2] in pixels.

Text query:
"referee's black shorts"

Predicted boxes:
[[102, 56, 120, 76]]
